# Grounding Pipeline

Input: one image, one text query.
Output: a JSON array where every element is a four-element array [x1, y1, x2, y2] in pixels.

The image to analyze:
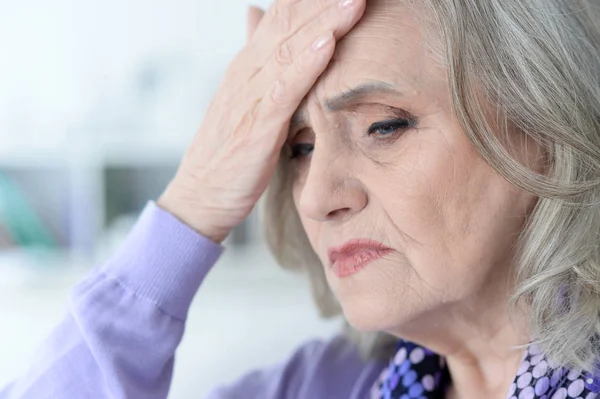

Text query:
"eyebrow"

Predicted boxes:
[[289, 81, 402, 132], [324, 81, 401, 111]]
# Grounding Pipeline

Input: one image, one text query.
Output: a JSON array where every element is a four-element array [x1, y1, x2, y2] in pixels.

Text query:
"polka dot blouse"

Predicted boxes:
[[372, 340, 600, 399]]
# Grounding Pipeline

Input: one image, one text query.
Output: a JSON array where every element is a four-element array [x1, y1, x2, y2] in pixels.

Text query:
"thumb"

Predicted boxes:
[[246, 5, 265, 42]]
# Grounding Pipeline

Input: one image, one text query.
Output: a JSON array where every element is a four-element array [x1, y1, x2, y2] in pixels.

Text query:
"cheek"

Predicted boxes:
[[375, 126, 529, 291], [372, 133, 462, 247]]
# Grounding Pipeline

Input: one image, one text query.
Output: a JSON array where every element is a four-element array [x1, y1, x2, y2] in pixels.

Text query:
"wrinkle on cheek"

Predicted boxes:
[[383, 265, 437, 319], [380, 139, 430, 196], [409, 117, 476, 248], [431, 130, 461, 235], [375, 139, 451, 260]]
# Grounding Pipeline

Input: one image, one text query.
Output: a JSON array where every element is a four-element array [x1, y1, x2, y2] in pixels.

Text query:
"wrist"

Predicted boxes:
[[157, 191, 231, 244]]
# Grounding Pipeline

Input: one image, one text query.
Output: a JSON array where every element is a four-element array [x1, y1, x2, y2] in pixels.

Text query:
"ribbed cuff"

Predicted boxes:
[[102, 201, 224, 320]]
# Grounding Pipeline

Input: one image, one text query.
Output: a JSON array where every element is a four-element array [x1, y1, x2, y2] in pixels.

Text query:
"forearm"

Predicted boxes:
[[0, 202, 222, 399]]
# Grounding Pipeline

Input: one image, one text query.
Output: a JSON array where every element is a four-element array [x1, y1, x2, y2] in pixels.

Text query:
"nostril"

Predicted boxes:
[[327, 207, 351, 219]]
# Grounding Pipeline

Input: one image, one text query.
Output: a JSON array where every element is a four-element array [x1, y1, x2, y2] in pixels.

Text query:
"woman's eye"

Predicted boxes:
[[367, 118, 412, 136], [290, 143, 314, 159]]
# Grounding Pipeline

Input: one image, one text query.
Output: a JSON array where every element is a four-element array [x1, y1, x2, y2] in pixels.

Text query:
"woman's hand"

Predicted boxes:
[[158, 0, 366, 243]]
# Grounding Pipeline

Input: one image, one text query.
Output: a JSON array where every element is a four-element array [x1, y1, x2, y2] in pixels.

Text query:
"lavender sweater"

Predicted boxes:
[[0, 202, 384, 399]]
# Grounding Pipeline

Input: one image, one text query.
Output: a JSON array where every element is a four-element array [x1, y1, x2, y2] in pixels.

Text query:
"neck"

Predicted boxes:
[[441, 318, 527, 399], [392, 281, 529, 399]]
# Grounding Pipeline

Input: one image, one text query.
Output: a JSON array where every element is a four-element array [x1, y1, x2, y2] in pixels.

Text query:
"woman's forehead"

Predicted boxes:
[[308, 0, 443, 105]]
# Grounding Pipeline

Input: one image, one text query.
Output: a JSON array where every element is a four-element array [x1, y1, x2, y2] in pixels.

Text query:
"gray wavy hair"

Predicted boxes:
[[262, 0, 600, 371]]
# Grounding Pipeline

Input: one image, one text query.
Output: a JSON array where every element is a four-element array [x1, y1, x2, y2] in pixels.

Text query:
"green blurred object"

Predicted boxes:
[[0, 172, 57, 248]]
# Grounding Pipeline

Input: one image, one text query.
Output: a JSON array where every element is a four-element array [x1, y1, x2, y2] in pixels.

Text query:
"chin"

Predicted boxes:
[[326, 261, 422, 333], [336, 291, 416, 333]]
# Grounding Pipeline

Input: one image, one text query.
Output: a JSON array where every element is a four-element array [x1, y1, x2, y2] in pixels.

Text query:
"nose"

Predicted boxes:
[[296, 147, 368, 223]]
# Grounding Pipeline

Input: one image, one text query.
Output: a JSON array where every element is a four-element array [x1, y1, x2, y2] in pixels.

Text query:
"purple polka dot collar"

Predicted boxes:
[[371, 340, 600, 399]]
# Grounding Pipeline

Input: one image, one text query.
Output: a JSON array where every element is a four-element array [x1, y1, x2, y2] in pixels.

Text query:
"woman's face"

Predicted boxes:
[[289, 1, 538, 335]]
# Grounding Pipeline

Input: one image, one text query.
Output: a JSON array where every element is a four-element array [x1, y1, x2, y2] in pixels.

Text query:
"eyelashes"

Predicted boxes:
[[367, 118, 414, 136], [290, 143, 315, 159], [289, 117, 416, 160]]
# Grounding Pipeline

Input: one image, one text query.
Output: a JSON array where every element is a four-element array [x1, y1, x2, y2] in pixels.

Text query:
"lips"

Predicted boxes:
[[327, 239, 393, 278]]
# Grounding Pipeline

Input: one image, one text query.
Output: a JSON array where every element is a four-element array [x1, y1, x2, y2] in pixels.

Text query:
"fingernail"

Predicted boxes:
[[339, 0, 356, 9], [312, 32, 333, 51]]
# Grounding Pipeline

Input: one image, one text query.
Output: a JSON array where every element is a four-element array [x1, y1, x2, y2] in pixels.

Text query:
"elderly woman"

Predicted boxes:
[[2, 0, 600, 398]]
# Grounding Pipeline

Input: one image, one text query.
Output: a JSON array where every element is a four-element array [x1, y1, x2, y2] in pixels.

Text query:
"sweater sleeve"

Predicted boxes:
[[204, 335, 385, 399], [0, 201, 223, 399]]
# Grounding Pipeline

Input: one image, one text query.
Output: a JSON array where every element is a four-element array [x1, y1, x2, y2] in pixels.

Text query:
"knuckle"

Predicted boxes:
[[238, 104, 259, 134], [275, 41, 294, 67], [269, 79, 288, 107], [273, 5, 292, 32]]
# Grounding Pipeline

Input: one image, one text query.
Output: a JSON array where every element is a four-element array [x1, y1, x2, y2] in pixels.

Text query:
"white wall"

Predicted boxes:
[[0, 0, 274, 251], [0, 0, 271, 146]]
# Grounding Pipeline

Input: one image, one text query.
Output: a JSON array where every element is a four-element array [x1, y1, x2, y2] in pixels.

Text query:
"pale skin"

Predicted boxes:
[[159, 0, 539, 398]]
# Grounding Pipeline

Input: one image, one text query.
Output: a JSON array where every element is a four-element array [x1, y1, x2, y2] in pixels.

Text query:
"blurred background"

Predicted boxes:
[[0, 0, 343, 397]]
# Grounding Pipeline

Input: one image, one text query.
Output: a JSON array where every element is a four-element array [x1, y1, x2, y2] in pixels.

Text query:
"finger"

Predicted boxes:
[[244, 0, 338, 64], [252, 0, 364, 89], [265, 0, 364, 74], [246, 6, 265, 42], [257, 32, 336, 147]]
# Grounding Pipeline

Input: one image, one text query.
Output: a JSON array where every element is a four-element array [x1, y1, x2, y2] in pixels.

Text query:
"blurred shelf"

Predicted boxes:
[[0, 141, 190, 169], [102, 143, 185, 166], [0, 146, 71, 168]]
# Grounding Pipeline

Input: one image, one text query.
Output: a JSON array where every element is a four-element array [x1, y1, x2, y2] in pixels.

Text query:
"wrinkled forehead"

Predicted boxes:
[[308, 0, 444, 101]]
